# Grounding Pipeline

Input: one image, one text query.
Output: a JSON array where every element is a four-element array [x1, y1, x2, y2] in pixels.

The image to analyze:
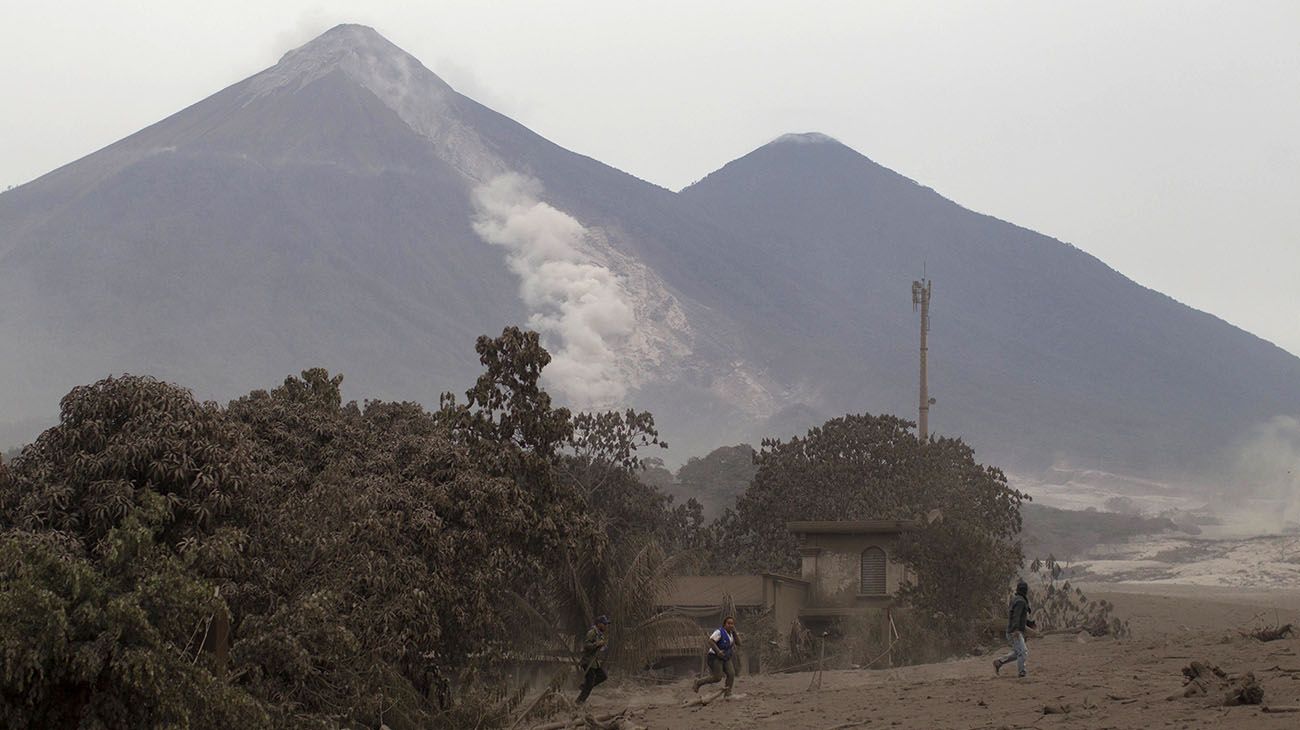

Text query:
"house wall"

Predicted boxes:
[[767, 575, 809, 649], [800, 533, 907, 608]]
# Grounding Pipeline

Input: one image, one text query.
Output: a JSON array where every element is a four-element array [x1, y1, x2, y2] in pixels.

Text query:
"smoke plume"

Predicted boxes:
[[1230, 415, 1300, 532], [472, 173, 634, 409]]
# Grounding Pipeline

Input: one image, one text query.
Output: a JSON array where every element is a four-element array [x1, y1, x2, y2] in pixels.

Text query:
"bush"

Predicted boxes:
[[1027, 556, 1130, 638]]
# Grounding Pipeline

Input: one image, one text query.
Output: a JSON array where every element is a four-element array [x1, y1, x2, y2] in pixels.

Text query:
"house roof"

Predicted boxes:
[[786, 519, 920, 535], [660, 575, 765, 608]]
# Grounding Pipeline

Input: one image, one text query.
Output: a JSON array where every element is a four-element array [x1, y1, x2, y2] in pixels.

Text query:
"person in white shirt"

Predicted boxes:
[[692, 616, 739, 697]]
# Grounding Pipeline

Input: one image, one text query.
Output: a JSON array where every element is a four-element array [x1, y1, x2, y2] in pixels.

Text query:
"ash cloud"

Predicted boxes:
[[472, 173, 634, 409], [1229, 415, 1300, 533]]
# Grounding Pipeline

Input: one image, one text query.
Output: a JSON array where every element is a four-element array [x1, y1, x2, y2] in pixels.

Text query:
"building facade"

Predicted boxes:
[[657, 519, 918, 671]]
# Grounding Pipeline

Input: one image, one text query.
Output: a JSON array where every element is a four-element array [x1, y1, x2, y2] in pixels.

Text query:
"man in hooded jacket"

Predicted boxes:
[[994, 579, 1036, 677], [576, 615, 610, 704]]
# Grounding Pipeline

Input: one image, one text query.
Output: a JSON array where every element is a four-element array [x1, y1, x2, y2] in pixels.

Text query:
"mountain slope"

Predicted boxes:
[[0, 59, 520, 416], [0, 25, 775, 451], [679, 133, 1300, 474]]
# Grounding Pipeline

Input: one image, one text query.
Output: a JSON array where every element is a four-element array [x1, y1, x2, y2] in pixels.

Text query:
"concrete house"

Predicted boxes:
[[657, 519, 918, 671], [787, 520, 918, 618]]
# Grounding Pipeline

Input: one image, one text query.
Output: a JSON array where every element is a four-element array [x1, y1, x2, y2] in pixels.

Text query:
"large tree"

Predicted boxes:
[[0, 376, 268, 729], [716, 413, 1026, 628], [224, 366, 587, 727]]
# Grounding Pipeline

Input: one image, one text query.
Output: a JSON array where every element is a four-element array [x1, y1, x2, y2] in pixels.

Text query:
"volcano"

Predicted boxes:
[[2, 24, 1297, 481]]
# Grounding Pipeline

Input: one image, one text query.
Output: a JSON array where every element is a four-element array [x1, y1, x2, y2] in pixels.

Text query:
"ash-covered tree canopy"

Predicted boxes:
[[0, 329, 1028, 728], [714, 413, 1027, 627], [0, 327, 688, 730]]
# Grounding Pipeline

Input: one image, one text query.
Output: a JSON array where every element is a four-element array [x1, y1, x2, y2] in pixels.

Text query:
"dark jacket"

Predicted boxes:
[[580, 626, 607, 670], [1007, 594, 1033, 634]]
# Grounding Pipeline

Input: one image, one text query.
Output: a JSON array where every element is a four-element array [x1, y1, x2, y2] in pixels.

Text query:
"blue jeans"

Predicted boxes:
[[998, 631, 1028, 675]]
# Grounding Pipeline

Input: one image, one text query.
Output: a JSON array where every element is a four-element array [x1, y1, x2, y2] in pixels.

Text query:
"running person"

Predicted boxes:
[[576, 615, 610, 704], [693, 616, 739, 697]]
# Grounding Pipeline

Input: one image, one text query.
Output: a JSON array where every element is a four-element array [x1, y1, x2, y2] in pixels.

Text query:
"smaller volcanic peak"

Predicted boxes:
[[683, 129, 925, 206], [751, 131, 876, 170]]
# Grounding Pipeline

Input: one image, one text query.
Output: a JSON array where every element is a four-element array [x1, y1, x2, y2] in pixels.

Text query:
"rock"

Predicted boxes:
[[1222, 672, 1263, 706]]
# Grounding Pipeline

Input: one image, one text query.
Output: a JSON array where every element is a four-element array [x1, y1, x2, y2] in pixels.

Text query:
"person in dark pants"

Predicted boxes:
[[693, 616, 739, 697], [994, 579, 1036, 677], [576, 615, 610, 704]]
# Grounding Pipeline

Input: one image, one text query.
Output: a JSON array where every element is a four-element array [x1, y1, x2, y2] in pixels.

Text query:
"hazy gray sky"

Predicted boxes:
[[4, 1, 1297, 356]]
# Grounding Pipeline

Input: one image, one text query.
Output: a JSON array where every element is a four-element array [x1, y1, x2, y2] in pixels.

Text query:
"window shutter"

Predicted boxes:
[[860, 547, 887, 595]]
